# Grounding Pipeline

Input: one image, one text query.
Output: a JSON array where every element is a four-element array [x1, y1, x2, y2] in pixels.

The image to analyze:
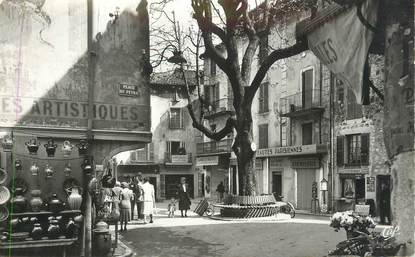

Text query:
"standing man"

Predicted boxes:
[[379, 182, 391, 225], [136, 173, 144, 221], [216, 181, 225, 202], [142, 177, 155, 223]]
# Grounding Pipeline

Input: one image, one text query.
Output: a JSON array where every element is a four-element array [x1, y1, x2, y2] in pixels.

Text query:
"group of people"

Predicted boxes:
[[111, 175, 193, 230], [111, 173, 155, 231]]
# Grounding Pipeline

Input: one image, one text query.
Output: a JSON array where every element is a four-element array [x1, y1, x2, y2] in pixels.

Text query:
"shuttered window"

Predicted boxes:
[[258, 124, 269, 149], [167, 141, 186, 155], [347, 134, 361, 166], [259, 82, 269, 113], [337, 136, 344, 165], [360, 133, 370, 165]]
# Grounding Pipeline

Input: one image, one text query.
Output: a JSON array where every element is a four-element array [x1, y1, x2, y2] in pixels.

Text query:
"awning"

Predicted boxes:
[[164, 162, 192, 167]]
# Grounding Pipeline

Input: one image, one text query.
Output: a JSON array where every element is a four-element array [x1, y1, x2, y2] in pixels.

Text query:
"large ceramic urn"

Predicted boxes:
[[25, 139, 40, 155], [30, 162, 39, 176], [31, 223, 43, 240], [76, 140, 88, 156], [29, 190, 43, 212], [44, 139, 57, 157], [47, 194, 64, 213], [67, 187, 82, 210]]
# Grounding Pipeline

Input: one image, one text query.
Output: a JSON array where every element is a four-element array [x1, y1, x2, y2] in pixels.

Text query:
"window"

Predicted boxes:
[[258, 82, 269, 113], [169, 108, 183, 129], [341, 176, 365, 199], [337, 134, 369, 166], [131, 143, 153, 162], [280, 120, 287, 146], [136, 147, 147, 161], [346, 87, 363, 120], [258, 124, 268, 149], [210, 60, 216, 76], [167, 141, 186, 155], [301, 68, 314, 109], [302, 122, 313, 145]]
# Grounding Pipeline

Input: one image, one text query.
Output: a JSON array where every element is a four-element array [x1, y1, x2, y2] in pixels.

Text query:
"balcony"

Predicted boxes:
[[279, 89, 325, 118], [196, 139, 233, 155], [164, 152, 193, 166], [204, 98, 235, 119]]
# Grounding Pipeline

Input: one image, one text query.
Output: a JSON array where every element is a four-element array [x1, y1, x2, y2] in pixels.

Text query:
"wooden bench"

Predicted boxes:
[[0, 238, 77, 257]]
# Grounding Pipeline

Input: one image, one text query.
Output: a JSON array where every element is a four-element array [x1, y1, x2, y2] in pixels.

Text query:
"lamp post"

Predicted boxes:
[[321, 178, 328, 213]]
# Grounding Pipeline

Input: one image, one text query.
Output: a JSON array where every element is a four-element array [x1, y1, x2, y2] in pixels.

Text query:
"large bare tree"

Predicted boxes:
[[183, 0, 311, 195]]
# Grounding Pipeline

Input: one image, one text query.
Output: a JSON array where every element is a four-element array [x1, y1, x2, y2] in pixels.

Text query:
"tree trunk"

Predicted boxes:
[[383, 1, 414, 254]]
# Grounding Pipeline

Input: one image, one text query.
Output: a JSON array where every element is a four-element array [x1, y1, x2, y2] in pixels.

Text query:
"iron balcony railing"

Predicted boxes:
[[196, 139, 233, 155], [279, 89, 323, 115], [205, 98, 234, 116], [164, 152, 192, 163]]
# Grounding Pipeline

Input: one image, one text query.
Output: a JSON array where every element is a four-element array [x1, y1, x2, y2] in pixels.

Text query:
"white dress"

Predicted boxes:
[[142, 182, 155, 215]]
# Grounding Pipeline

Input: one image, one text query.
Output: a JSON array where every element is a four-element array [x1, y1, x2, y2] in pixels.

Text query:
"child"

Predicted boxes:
[[167, 197, 177, 218]]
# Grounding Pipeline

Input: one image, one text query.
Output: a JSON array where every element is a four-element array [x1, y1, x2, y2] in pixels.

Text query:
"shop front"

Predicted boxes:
[[196, 155, 229, 200], [256, 144, 328, 211]]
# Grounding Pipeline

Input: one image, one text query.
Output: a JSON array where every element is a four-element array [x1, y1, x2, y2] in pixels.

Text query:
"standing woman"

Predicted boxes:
[[142, 177, 155, 223], [119, 182, 133, 231], [177, 177, 191, 217]]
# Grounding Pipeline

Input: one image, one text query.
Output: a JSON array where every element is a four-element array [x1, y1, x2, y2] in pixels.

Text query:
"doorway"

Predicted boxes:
[[377, 175, 391, 223], [296, 169, 315, 210], [272, 173, 282, 197]]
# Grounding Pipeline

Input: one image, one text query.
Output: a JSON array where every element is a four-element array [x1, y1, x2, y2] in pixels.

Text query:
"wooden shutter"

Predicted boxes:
[[264, 82, 269, 112], [259, 85, 264, 112], [259, 124, 268, 149], [360, 133, 370, 166], [259, 83, 268, 113], [166, 141, 171, 155], [337, 136, 344, 165], [346, 88, 363, 119], [130, 151, 136, 161]]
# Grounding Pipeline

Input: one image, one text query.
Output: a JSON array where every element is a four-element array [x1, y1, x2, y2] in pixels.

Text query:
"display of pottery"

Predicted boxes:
[[67, 187, 82, 210], [9, 178, 28, 194], [30, 162, 39, 176], [62, 140, 74, 157], [29, 190, 43, 212], [76, 140, 88, 155], [47, 194, 64, 213], [0, 205, 9, 222], [44, 139, 57, 157], [31, 223, 43, 240], [26, 138, 40, 155], [0, 185, 11, 205], [10, 232, 29, 242], [0, 168, 7, 184], [1, 135, 13, 151], [44, 163, 54, 179], [82, 158, 92, 175], [47, 218, 61, 239], [15, 159, 22, 171], [64, 163, 72, 177], [10, 187, 27, 213]]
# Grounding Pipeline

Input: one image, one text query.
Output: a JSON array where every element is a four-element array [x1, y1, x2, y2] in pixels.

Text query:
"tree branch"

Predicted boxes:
[[245, 39, 308, 102]]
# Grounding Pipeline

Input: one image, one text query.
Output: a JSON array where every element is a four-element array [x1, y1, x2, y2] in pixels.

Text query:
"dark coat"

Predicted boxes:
[[177, 183, 191, 210]]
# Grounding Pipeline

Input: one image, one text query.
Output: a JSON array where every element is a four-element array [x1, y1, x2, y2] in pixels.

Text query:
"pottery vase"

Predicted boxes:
[[76, 140, 88, 156], [62, 140, 73, 157], [44, 164, 54, 179], [29, 190, 43, 212], [64, 163, 72, 177], [31, 223, 43, 240], [44, 139, 57, 157], [47, 218, 61, 239], [30, 162, 39, 176], [15, 159, 22, 172], [26, 139, 39, 155], [10, 188, 26, 213], [65, 219, 77, 238], [67, 187, 82, 210], [47, 194, 64, 213], [1, 135, 13, 152]]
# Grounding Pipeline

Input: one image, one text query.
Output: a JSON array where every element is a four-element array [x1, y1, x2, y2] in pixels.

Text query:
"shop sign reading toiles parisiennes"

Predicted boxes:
[[256, 144, 327, 157]]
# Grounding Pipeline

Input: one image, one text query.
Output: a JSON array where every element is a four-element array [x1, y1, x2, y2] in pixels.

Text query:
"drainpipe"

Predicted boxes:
[[328, 72, 335, 213]]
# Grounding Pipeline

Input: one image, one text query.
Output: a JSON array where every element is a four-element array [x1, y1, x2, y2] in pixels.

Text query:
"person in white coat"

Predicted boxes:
[[142, 177, 155, 223]]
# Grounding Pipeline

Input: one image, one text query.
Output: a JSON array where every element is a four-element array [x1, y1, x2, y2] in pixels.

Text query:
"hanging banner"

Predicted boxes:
[[307, 0, 378, 104]]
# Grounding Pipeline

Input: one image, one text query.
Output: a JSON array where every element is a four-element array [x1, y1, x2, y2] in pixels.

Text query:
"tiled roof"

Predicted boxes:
[[150, 69, 203, 87]]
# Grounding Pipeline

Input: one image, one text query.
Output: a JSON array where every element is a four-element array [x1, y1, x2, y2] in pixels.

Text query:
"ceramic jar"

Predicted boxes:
[[44, 164, 54, 179], [76, 140, 88, 156], [15, 159, 22, 172], [67, 187, 82, 210], [31, 223, 43, 240], [10, 188, 26, 213], [44, 139, 57, 157], [30, 190, 43, 212], [65, 219, 77, 239], [74, 214, 83, 224], [47, 194, 64, 213], [26, 139, 40, 155], [30, 162, 39, 176], [64, 163, 72, 177], [62, 140, 73, 157], [47, 218, 61, 239], [1, 135, 13, 151]]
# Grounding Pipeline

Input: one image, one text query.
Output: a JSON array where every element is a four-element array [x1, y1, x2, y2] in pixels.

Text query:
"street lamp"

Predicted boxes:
[[167, 50, 188, 104]]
